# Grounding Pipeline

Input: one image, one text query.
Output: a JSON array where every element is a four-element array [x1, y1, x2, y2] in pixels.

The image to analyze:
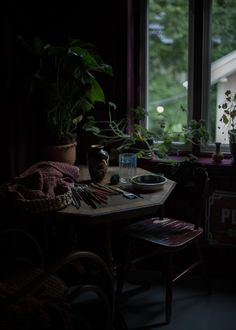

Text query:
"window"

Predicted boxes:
[[147, 0, 189, 142], [132, 0, 236, 154], [210, 0, 236, 146]]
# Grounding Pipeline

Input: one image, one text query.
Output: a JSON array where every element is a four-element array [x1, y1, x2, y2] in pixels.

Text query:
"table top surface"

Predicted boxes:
[[57, 166, 176, 224]]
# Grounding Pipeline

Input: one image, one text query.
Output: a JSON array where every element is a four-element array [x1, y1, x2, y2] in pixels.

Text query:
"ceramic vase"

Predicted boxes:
[[212, 142, 224, 163], [87, 145, 109, 182]]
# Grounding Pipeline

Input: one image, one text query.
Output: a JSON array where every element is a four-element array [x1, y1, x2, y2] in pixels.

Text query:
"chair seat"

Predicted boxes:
[[124, 218, 203, 248]]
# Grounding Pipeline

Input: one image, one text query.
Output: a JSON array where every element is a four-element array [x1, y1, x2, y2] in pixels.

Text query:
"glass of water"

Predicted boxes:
[[119, 153, 137, 183]]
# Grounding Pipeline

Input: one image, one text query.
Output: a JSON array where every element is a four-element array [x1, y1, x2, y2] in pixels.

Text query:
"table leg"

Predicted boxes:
[[104, 223, 117, 276]]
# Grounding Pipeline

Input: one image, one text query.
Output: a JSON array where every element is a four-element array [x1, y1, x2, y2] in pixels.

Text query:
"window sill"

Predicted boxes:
[[197, 156, 235, 167], [138, 153, 236, 173], [138, 154, 236, 191]]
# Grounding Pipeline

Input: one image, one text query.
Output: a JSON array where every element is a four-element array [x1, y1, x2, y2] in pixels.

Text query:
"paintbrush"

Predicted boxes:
[[76, 186, 97, 208]]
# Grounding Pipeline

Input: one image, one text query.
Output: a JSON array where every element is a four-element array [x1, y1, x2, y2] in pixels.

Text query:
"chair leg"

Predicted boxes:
[[165, 252, 173, 324], [195, 240, 211, 294], [116, 240, 134, 298]]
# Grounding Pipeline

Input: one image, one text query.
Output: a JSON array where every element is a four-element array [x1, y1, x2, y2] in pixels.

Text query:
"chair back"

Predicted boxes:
[[0, 228, 45, 272], [165, 161, 209, 229]]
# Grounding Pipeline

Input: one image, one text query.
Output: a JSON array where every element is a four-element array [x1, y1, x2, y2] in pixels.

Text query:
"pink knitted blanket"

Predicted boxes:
[[7, 161, 80, 201]]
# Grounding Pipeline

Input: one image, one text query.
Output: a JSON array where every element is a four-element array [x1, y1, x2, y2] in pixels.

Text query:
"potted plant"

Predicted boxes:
[[84, 103, 209, 161], [218, 89, 236, 161], [182, 119, 209, 147], [17, 36, 112, 164], [83, 104, 165, 160]]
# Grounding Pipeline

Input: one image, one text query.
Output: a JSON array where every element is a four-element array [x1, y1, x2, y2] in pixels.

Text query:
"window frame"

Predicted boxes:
[[127, 0, 226, 157]]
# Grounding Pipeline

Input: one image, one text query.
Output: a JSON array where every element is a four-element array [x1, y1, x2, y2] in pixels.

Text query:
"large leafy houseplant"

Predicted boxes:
[[18, 36, 112, 145]]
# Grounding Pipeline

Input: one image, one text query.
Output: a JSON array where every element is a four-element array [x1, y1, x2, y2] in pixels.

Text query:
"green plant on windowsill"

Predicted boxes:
[[17, 36, 112, 146], [83, 103, 209, 161], [182, 118, 209, 147], [218, 89, 236, 161], [83, 103, 167, 159], [218, 90, 236, 133]]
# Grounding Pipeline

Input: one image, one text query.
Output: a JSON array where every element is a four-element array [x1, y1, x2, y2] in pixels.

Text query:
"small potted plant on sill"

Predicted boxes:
[[182, 119, 209, 147], [17, 36, 112, 164], [218, 89, 236, 161]]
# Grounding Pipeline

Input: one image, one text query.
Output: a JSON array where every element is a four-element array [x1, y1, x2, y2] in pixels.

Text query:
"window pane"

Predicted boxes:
[[147, 0, 188, 141], [210, 0, 236, 145]]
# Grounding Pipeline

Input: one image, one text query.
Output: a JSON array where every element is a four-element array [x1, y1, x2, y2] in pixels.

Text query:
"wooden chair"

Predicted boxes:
[[0, 228, 116, 330], [117, 162, 211, 324]]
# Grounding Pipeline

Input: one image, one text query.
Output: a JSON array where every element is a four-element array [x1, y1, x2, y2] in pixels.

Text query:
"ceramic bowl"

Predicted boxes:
[[130, 174, 167, 191]]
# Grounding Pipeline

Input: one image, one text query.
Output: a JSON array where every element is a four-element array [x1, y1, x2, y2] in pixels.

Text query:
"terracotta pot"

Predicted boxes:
[[43, 141, 77, 165]]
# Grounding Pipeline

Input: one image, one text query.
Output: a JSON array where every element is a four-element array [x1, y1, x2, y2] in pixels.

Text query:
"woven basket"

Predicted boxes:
[[1, 264, 65, 298], [16, 189, 72, 213]]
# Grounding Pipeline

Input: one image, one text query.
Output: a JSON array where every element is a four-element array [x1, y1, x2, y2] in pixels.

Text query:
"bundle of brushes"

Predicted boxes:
[[71, 183, 119, 209]]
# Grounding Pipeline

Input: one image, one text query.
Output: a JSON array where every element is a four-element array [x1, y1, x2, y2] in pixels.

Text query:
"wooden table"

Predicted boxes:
[[58, 166, 176, 222], [56, 166, 176, 271]]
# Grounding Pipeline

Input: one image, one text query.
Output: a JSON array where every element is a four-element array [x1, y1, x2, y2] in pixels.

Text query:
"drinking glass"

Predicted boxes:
[[119, 153, 137, 183]]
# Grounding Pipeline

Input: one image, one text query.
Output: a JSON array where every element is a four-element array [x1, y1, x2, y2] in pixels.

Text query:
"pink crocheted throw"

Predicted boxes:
[[7, 161, 80, 201]]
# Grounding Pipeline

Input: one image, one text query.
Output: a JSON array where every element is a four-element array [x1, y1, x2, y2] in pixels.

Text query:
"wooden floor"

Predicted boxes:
[[118, 246, 236, 330]]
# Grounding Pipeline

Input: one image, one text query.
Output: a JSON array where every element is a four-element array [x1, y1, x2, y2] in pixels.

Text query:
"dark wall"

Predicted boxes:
[[0, 0, 128, 181]]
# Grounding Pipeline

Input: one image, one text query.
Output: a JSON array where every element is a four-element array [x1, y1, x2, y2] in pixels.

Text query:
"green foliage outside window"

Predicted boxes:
[[148, 0, 236, 145], [148, 0, 188, 138]]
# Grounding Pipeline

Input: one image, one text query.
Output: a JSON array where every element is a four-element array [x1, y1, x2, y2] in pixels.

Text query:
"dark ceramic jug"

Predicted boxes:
[[87, 145, 109, 182]]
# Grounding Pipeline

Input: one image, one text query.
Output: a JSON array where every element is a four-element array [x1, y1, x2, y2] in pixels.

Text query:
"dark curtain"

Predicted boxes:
[[0, 0, 130, 182], [126, 0, 147, 111], [0, 1, 25, 183]]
